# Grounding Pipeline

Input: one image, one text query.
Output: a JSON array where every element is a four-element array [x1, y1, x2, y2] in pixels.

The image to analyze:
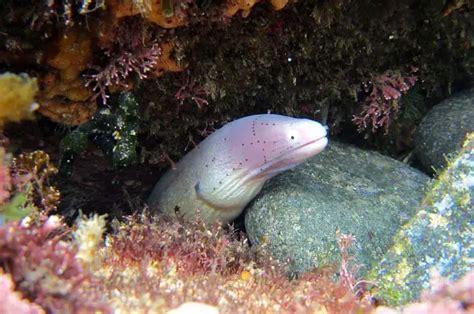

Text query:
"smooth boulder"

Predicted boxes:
[[245, 141, 429, 276], [414, 88, 474, 173]]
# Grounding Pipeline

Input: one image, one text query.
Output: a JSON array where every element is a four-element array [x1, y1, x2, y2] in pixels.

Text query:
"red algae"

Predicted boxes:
[[89, 213, 373, 313], [0, 216, 111, 314], [0, 210, 472, 313]]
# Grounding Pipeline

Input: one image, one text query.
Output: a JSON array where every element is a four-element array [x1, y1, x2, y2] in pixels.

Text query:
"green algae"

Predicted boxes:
[[110, 92, 139, 167], [60, 92, 140, 176], [0, 193, 34, 224]]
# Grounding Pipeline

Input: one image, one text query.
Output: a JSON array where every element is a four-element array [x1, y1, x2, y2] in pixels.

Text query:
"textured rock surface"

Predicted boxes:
[[368, 132, 474, 306], [245, 141, 429, 276], [372, 270, 474, 314], [414, 88, 474, 173]]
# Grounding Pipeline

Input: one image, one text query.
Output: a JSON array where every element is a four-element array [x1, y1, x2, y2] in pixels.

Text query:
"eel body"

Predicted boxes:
[[148, 114, 328, 223]]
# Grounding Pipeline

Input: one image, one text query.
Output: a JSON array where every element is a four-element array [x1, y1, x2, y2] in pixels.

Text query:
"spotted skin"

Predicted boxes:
[[148, 114, 328, 223]]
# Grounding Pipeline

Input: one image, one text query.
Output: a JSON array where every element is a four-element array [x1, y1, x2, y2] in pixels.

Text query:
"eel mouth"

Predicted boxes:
[[251, 135, 328, 180], [296, 134, 328, 151], [286, 134, 328, 161]]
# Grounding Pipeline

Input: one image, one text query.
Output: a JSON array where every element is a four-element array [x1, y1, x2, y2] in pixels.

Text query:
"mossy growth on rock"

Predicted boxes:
[[368, 132, 474, 306], [0, 0, 472, 163], [138, 0, 474, 164]]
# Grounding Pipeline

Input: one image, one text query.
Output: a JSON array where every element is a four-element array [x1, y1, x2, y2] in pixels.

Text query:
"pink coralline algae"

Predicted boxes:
[[0, 148, 11, 204], [352, 67, 418, 133], [0, 273, 44, 314], [95, 213, 374, 313], [337, 232, 365, 295], [0, 216, 111, 314], [175, 71, 210, 110], [85, 18, 162, 104]]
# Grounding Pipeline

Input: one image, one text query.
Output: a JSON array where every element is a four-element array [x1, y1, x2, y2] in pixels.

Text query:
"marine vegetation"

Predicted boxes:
[[0, 0, 472, 166], [0, 150, 60, 225], [0, 73, 38, 127], [60, 92, 140, 176], [0, 209, 375, 313], [1, 206, 473, 313]]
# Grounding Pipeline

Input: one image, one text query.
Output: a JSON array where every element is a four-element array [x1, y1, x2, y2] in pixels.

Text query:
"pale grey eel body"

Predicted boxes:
[[148, 114, 328, 224]]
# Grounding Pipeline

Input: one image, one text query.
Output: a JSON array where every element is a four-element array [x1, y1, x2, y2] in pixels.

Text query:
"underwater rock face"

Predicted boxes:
[[414, 88, 474, 173], [372, 270, 474, 314], [368, 133, 474, 306], [245, 142, 429, 276]]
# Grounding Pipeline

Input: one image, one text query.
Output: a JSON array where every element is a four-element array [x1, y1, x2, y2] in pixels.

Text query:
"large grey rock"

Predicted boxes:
[[245, 142, 429, 276], [368, 132, 474, 306], [414, 88, 474, 173]]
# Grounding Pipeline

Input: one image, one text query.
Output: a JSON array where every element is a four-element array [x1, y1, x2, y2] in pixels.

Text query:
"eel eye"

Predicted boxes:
[[288, 130, 297, 141]]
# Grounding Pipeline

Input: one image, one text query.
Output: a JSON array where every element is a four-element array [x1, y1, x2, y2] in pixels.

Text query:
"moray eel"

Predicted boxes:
[[148, 114, 328, 223]]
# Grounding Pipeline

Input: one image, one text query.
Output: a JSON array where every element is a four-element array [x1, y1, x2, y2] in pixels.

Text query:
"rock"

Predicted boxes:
[[414, 88, 474, 173], [372, 270, 474, 313], [245, 141, 429, 276], [367, 132, 474, 306]]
